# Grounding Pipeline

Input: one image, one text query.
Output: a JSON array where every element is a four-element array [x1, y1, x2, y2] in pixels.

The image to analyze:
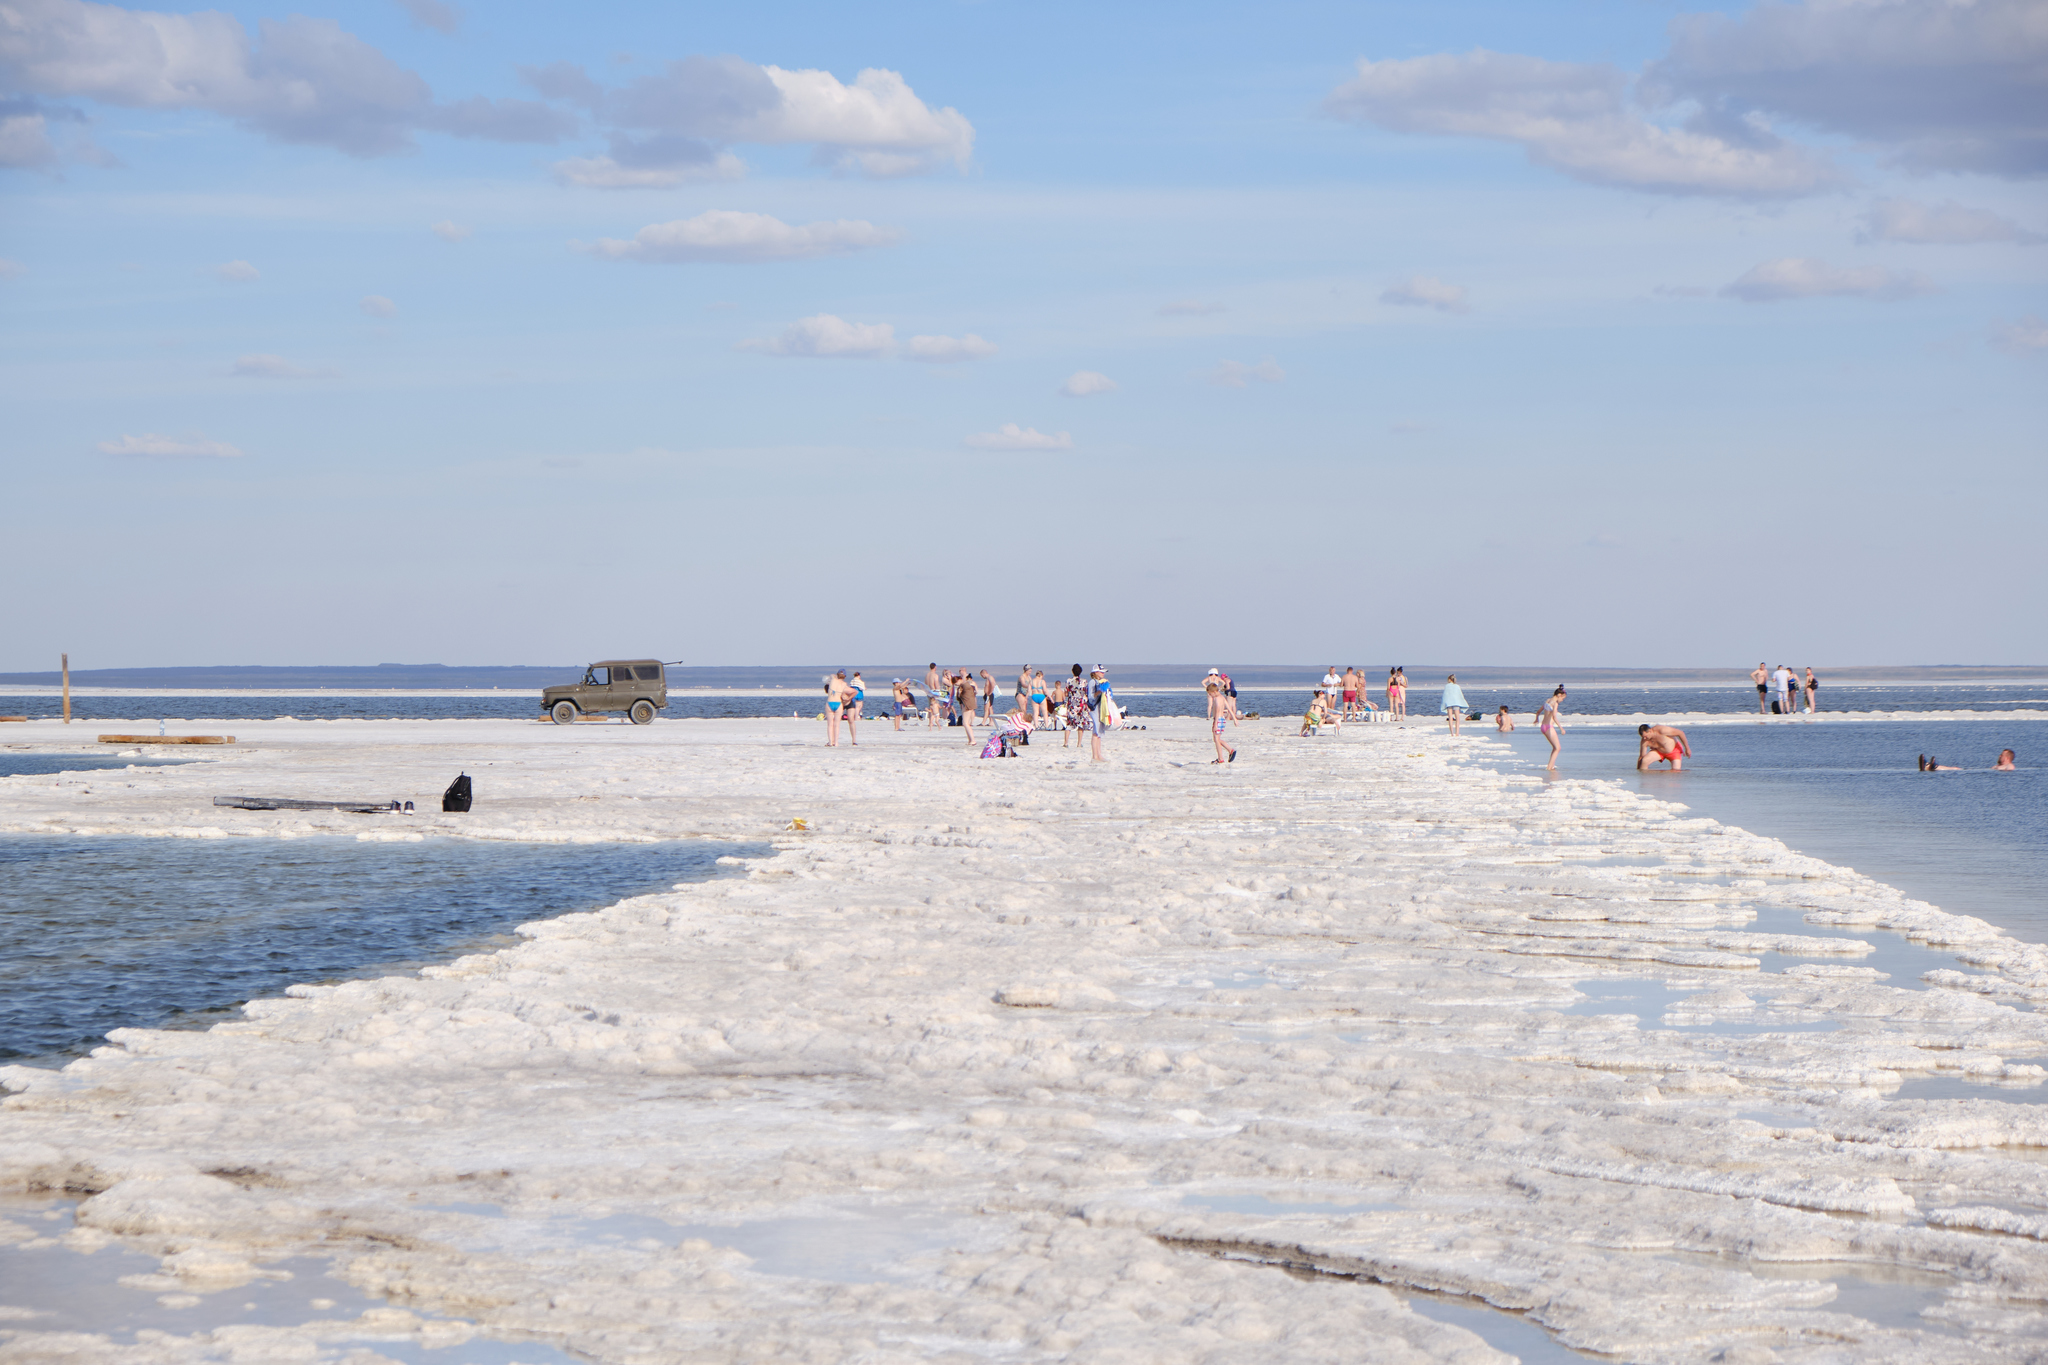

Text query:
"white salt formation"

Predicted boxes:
[[2, 717, 2046, 1362]]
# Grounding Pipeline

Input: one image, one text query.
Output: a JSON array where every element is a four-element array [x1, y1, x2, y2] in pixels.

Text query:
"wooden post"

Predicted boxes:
[[62, 652, 70, 724]]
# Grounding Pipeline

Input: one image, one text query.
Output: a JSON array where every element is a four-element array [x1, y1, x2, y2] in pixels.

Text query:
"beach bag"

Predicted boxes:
[[442, 773, 472, 812], [1098, 696, 1120, 728]]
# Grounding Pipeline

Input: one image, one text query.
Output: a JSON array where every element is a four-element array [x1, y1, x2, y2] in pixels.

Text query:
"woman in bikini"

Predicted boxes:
[[1803, 668, 1819, 713], [1537, 685, 1567, 770], [1388, 667, 1409, 720], [824, 671, 850, 747], [1030, 670, 1049, 723]]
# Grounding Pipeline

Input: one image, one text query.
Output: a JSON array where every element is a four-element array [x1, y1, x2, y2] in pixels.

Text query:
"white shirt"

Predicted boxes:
[[1322, 672, 1341, 689], [1774, 668, 1794, 691]]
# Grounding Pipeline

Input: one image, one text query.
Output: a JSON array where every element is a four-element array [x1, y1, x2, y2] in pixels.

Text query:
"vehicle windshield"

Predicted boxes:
[[583, 667, 607, 686]]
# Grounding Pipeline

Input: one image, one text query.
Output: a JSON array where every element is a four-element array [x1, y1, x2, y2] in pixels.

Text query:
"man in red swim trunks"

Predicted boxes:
[[1637, 723, 1692, 770]]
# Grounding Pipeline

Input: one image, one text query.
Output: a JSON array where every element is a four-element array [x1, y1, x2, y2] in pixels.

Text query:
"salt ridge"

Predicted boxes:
[[1, 717, 2045, 1362]]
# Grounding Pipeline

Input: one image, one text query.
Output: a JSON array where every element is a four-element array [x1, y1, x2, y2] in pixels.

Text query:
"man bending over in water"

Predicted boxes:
[[1638, 723, 1692, 770]]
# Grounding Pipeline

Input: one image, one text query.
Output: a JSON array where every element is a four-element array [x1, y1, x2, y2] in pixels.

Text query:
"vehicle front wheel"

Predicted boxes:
[[629, 700, 656, 725], [551, 700, 578, 725]]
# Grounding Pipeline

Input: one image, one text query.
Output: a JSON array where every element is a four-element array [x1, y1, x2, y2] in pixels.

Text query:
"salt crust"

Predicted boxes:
[[1, 717, 2047, 1363]]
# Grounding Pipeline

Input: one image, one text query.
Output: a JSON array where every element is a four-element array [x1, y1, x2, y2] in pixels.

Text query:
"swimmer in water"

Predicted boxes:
[[1996, 749, 2017, 770], [1918, 755, 1961, 771], [1495, 705, 1514, 732], [1637, 723, 1692, 770]]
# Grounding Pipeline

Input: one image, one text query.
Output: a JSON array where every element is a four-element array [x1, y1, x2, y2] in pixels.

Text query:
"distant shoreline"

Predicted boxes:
[[4, 679, 2046, 699]]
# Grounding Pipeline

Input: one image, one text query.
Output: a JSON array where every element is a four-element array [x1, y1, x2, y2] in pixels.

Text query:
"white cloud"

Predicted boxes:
[[965, 423, 1071, 450], [98, 432, 242, 458], [211, 259, 259, 282], [1645, 0, 2048, 178], [229, 352, 326, 378], [1060, 370, 1117, 397], [0, 258, 24, 279], [904, 333, 995, 363], [359, 294, 397, 318], [430, 219, 471, 242], [392, 0, 460, 35], [529, 56, 974, 181], [589, 210, 896, 264], [0, 0, 571, 158], [1205, 358, 1285, 388], [739, 314, 895, 359], [1991, 316, 2048, 352], [1721, 258, 1936, 303], [549, 152, 744, 189], [1861, 198, 2042, 245], [1157, 300, 1224, 316], [1326, 49, 1841, 199], [1380, 275, 1469, 313]]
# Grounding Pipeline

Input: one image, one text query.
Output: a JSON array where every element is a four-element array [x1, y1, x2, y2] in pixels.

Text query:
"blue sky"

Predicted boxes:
[[3, 0, 2043, 670]]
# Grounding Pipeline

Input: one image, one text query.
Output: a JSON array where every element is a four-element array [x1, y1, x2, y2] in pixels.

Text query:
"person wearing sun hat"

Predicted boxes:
[[1087, 664, 1115, 763]]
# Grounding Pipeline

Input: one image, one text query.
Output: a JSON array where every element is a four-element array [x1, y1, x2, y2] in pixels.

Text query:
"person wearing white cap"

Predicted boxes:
[[1087, 665, 1115, 763]]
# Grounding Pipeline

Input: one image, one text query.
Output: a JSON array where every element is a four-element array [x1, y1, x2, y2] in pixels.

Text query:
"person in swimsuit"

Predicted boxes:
[[1030, 670, 1048, 722], [844, 672, 864, 744], [1387, 667, 1407, 720], [1341, 666, 1359, 720], [1803, 668, 1819, 713], [1920, 755, 1960, 771], [1206, 680, 1236, 763], [1996, 749, 2017, 770], [825, 671, 853, 747], [1495, 705, 1514, 732], [956, 672, 978, 745], [1637, 723, 1691, 770], [925, 663, 944, 729], [1751, 662, 1770, 715], [1537, 686, 1566, 770], [891, 678, 913, 731]]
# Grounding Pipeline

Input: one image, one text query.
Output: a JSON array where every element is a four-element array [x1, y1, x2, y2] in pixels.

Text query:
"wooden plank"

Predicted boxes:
[[97, 735, 236, 745], [0, 716, 26, 722]]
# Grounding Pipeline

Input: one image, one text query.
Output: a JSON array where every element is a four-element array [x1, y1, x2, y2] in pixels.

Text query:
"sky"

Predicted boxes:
[[3, 0, 2044, 671]]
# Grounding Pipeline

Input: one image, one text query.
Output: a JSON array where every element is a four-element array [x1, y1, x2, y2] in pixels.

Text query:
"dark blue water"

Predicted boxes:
[[1484, 720, 2048, 943], [0, 836, 758, 1066], [0, 753, 189, 777], [5, 682, 2042, 722]]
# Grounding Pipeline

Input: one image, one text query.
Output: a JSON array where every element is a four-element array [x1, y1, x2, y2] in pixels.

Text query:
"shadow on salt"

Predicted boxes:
[[0, 1197, 576, 1364], [1180, 1193, 1400, 1217]]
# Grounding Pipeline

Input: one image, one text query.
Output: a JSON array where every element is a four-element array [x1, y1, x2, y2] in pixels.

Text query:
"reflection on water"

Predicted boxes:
[[0, 835, 758, 1065]]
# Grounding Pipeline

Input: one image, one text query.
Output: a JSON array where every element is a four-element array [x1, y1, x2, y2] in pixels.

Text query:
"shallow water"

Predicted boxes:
[[0, 1196, 578, 1362], [0, 836, 758, 1065], [1486, 719, 2048, 944]]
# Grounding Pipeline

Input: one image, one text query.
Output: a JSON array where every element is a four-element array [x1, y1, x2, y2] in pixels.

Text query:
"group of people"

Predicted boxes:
[[1311, 666, 1414, 721], [823, 663, 1131, 762], [1752, 663, 1820, 715]]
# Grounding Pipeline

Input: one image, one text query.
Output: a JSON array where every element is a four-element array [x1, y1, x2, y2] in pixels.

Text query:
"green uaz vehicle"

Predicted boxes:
[[542, 659, 668, 725]]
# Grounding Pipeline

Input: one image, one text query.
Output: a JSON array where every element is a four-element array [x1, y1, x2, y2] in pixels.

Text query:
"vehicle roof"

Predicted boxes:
[[592, 659, 663, 668]]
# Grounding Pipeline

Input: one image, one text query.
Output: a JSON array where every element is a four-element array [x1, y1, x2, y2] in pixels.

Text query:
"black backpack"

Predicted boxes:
[[442, 773, 472, 812]]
